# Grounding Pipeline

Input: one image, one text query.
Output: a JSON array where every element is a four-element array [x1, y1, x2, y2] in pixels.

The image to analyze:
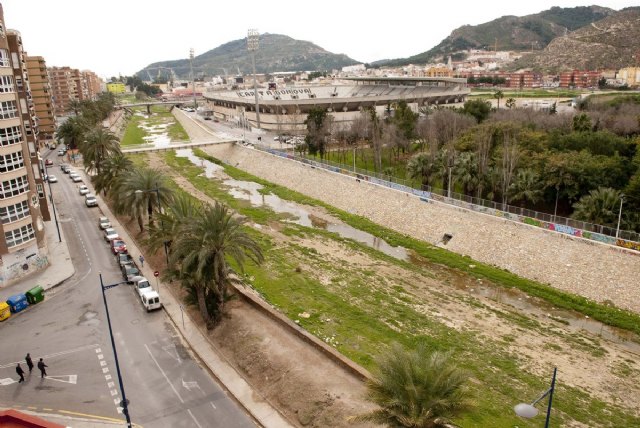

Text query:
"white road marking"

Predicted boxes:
[[210, 402, 217, 410], [162, 344, 182, 364], [188, 409, 203, 428], [0, 378, 17, 386], [95, 348, 102, 353], [108, 382, 115, 388], [45, 375, 77, 384], [181, 379, 201, 392], [111, 389, 118, 396], [105, 374, 112, 380], [0, 344, 99, 369], [100, 361, 107, 367], [102, 368, 109, 373], [97, 354, 104, 360]]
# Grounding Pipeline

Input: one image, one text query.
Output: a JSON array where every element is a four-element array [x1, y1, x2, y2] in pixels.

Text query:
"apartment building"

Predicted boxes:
[[559, 70, 601, 88], [26, 56, 56, 148], [0, 5, 50, 286], [48, 66, 74, 116], [82, 70, 102, 99]]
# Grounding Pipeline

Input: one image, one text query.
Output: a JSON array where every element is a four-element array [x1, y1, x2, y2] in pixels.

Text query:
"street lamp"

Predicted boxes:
[[514, 367, 557, 428], [615, 194, 625, 239], [134, 184, 169, 265], [43, 163, 61, 242], [99, 273, 133, 428], [247, 29, 261, 128], [189, 48, 197, 110]]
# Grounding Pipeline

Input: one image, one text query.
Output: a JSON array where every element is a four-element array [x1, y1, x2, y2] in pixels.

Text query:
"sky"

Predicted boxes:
[[1, 0, 638, 79]]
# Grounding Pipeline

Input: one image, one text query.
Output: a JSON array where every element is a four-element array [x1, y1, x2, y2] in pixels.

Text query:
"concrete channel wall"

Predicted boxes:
[[203, 143, 640, 314]]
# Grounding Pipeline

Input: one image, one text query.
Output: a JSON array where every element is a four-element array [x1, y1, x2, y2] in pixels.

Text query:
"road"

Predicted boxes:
[[0, 148, 256, 428]]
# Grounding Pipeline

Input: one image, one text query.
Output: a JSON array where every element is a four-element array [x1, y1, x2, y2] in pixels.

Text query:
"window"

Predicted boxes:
[[0, 175, 29, 199], [5, 223, 35, 248], [0, 75, 13, 93], [0, 126, 22, 146], [0, 150, 24, 173], [36, 183, 44, 199], [0, 100, 18, 119], [0, 199, 30, 224], [0, 49, 9, 67]]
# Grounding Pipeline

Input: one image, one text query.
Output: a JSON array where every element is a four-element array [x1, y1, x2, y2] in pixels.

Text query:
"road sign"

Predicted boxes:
[[154, 271, 159, 277]]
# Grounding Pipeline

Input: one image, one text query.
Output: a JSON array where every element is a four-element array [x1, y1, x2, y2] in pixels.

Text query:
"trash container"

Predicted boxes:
[[0, 302, 10, 321], [6, 293, 28, 313], [26, 286, 45, 304]]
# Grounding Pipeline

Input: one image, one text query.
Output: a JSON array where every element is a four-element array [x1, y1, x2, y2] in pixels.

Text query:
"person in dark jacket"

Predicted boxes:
[[25, 353, 33, 373], [37, 358, 48, 378], [16, 363, 25, 383]]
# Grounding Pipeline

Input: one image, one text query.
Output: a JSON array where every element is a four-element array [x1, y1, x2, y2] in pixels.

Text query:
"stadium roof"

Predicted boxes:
[[343, 76, 467, 84]]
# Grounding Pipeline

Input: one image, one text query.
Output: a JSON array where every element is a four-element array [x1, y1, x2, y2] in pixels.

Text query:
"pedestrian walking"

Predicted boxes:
[[139, 254, 144, 267], [16, 363, 25, 383], [25, 353, 33, 373], [37, 358, 47, 378]]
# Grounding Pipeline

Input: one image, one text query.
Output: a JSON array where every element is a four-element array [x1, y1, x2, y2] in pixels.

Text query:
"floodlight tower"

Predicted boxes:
[[247, 29, 261, 128], [189, 48, 197, 109]]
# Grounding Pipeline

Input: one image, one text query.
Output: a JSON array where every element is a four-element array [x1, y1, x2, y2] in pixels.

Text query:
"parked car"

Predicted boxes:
[[116, 253, 134, 267], [61, 164, 70, 173], [133, 276, 152, 298], [45, 159, 53, 166], [47, 175, 58, 183], [98, 217, 111, 229], [140, 290, 162, 312], [103, 228, 119, 242], [121, 263, 140, 283], [57, 149, 65, 156], [85, 194, 98, 207], [72, 175, 83, 183], [78, 185, 89, 195], [110, 239, 127, 254]]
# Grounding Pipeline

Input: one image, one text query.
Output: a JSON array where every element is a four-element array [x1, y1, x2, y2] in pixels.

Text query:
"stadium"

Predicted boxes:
[[202, 76, 470, 132]]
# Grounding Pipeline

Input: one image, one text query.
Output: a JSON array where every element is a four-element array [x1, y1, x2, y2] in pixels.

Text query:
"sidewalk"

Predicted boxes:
[[95, 198, 293, 428], [0, 214, 75, 303]]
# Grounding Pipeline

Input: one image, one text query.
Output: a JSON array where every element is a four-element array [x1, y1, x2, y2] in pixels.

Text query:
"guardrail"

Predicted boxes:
[[249, 143, 640, 253]]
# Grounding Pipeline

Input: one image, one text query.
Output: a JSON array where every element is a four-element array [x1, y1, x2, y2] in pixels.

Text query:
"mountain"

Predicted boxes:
[[509, 7, 640, 72], [137, 33, 360, 80], [377, 6, 615, 67]]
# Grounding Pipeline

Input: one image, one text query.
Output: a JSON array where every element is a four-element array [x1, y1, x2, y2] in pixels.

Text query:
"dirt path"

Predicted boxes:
[[138, 151, 640, 427]]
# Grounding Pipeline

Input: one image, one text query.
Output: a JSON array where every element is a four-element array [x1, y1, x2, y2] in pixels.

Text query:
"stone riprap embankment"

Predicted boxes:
[[204, 144, 640, 314]]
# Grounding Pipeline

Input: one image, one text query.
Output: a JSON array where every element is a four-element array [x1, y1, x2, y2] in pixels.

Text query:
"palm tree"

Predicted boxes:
[[80, 128, 121, 174], [509, 169, 543, 206], [351, 343, 473, 427], [572, 187, 622, 227], [112, 168, 173, 231], [407, 152, 435, 190], [56, 116, 89, 150], [170, 202, 264, 328], [453, 152, 478, 196], [493, 90, 504, 110], [93, 153, 133, 196], [505, 98, 516, 109], [147, 193, 202, 256]]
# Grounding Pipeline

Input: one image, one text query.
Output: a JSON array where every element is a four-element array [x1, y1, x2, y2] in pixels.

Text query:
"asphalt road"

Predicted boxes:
[[0, 148, 256, 428]]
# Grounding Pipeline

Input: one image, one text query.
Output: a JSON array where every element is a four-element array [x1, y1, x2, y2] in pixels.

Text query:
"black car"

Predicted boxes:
[[121, 263, 140, 283], [116, 253, 134, 268]]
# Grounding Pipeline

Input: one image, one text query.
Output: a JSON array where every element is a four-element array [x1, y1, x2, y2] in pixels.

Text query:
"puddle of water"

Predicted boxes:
[[177, 148, 640, 354], [177, 149, 408, 261], [443, 266, 640, 354], [78, 310, 100, 327]]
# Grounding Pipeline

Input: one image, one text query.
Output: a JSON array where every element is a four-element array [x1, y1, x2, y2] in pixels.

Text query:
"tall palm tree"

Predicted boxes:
[[170, 202, 263, 328], [407, 152, 435, 190], [509, 168, 543, 206], [93, 153, 133, 196], [494, 90, 504, 110], [112, 168, 173, 231], [56, 116, 89, 150], [147, 192, 202, 256], [351, 343, 473, 427], [572, 187, 622, 227], [453, 152, 478, 196], [80, 128, 121, 174]]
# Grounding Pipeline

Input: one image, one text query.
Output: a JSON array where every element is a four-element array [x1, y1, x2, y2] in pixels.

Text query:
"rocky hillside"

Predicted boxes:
[[138, 33, 359, 80], [510, 7, 640, 72], [376, 6, 615, 67]]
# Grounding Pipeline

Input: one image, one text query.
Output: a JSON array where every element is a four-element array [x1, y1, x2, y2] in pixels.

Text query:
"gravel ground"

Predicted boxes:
[[203, 143, 640, 314]]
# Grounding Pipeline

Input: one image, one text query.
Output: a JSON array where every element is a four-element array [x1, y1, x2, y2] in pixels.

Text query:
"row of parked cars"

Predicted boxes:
[[99, 217, 162, 312]]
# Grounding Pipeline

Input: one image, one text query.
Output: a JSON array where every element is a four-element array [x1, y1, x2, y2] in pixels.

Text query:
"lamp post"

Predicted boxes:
[[247, 29, 261, 128], [135, 184, 169, 265], [99, 273, 133, 428], [189, 48, 197, 110], [514, 367, 557, 428], [43, 163, 61, 242], [615, 194, 625, 239]]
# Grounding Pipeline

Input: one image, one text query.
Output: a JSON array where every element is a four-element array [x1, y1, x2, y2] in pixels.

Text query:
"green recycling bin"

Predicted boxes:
[[26, 285, 44, 304]]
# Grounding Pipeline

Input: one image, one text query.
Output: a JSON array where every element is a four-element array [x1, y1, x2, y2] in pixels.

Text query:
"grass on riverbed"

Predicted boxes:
[[155, 149, 640, 427], [190, 148, 640, 337], [120, 106, 189, 146]]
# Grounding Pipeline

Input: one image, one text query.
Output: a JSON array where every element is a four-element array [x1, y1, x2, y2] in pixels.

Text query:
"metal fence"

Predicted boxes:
[[251, 143, 640, 248]]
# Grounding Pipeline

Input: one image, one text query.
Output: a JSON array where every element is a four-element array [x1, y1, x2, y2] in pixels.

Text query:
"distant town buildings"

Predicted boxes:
[[49, 66, 103, 116], [106, 81, 126, 94], [26, 56, 56, 147]]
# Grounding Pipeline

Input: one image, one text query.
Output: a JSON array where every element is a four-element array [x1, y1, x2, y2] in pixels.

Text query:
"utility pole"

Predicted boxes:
[[189, 48, 197, 109], [247, 29, 261, 128]]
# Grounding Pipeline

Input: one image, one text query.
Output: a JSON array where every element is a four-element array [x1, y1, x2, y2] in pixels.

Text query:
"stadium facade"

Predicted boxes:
[[202, 77, 470, 133]]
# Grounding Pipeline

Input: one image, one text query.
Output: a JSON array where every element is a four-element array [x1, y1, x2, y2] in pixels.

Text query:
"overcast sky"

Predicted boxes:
[[1, 0, 637, 79]]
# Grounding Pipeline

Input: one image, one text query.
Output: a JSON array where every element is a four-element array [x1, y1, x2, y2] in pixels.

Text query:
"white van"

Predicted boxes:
[[141, 290, 162, 312], [132, 276, 152, 298]]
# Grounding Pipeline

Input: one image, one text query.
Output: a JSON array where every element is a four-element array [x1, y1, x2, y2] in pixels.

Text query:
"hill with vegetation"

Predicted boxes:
[[137, 33, 359, 80], [509, 7, 640, 72], [375, 6, 614, 67]]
